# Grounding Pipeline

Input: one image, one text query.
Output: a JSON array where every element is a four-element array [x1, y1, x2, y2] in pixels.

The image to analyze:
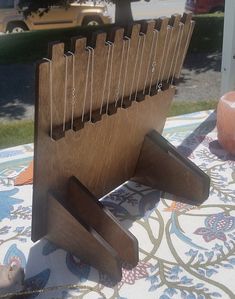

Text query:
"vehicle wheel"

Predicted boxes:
[[82, 16, 103, 26], [6, 22, 28, 34]]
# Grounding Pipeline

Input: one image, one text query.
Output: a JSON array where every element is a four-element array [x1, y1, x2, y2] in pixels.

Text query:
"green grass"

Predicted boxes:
[[0, 100, 217, 150], [0, 120, 34, 149], [0, 13, 224, 64], [168, 99, 218, 117]]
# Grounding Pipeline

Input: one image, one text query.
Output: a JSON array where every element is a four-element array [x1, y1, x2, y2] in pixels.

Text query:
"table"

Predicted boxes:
[[0, 110, 234, 299]]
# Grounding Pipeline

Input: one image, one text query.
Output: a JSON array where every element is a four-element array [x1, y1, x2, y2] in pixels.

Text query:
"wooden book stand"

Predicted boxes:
[[32, 14, 210, 281]]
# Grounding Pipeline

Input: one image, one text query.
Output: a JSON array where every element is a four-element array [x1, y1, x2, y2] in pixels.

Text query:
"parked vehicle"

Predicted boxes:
[[185, 0, 225, 14], [0, 0, 111, 33]]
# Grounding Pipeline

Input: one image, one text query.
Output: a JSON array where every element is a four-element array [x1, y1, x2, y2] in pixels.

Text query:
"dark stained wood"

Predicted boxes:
[[67, 176, 139, 266], [32, 80, 175, 241], [46, 193, 122, 281], [133, 130, 210, 203], [31, 14, 206, 282]]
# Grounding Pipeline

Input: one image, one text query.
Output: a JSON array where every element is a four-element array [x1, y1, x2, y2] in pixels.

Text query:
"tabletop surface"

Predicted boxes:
[[0, 110, 235, 299]]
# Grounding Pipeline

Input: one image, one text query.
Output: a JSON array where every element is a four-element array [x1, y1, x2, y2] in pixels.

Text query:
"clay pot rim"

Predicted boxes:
[[221, 91, 235, 108]]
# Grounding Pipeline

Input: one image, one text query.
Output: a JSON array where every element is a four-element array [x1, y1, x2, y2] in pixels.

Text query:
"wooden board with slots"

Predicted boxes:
[[32, 13, 210, 281]]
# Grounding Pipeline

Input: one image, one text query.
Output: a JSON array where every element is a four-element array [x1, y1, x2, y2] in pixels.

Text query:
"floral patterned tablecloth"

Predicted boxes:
[[0, 110, 235, 299]]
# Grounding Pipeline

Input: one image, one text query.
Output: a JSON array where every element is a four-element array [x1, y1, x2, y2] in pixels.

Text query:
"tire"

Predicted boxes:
[[6, 22, 28, 34], [82, 16, 103, 26]]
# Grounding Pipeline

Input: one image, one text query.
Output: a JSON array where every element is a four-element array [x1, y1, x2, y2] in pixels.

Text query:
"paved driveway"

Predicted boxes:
[[176, 52, 222, 101], [0, 64, 35, 122], [108, 0, 186, 20]]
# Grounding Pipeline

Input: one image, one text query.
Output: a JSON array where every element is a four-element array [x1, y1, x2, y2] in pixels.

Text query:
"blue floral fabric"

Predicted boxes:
[[0, 110, 234, 299]]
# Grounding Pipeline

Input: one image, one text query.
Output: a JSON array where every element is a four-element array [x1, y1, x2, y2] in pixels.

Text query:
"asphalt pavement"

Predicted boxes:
[[0, 64, 35, 122], [108, 0, 185, 20], [175, 52, 222, 101]]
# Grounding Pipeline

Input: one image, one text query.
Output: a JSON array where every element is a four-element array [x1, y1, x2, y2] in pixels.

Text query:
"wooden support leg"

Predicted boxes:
[[45, 177, 139, 282], [67, 177, 139, 267], [46, 193, 122, 281], [133, 130, 210, 203]]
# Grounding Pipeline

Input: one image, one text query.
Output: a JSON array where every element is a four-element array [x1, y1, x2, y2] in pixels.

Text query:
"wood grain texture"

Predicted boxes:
[[67, 176, 139, 266], [133, 131, 210, 202], [46, 193, 122, 281], [175, 13, 195, 79], [32, 14, 194, 242], [32, 86, 175, 241]]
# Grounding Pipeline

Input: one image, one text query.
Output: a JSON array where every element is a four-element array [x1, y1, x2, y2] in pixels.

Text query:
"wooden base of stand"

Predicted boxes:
[[44, 130, 210, 281], [133, 130, 210, 203], [46, 177, 138, 282]]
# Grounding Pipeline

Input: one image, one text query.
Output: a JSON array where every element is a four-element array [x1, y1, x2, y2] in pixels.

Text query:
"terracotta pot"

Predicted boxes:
[[217, 91, 235, 155]]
